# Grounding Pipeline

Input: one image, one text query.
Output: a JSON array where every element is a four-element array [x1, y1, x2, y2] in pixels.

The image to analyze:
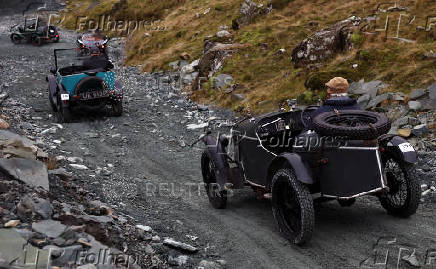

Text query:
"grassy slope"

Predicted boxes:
[[62, 0, 436, 114]]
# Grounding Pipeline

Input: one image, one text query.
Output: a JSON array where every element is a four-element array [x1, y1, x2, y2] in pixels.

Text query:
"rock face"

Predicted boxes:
[[0, 158, 49, 191], [192, 40, 248, 90], [233, 0, 272, 29], [291, 16, 361, 67]]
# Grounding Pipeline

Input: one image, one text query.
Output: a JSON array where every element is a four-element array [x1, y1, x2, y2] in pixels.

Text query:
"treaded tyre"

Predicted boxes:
[[271, 168, 314, 245], [379, 157, 420, 218], [201, 151, 227, 209], [112, 101, 123, 117], [56, 94, 72, 123], [10, 34, 21, 44], [312, 110, 391, 140]]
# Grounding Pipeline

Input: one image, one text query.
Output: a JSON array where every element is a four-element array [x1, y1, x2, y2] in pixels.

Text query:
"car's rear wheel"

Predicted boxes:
[[112, 101, 123, 117], [272, 168, 314, 245], [11, 34, 21, 44], [32, 35, 42, 46], [201, 151, 227, 209], [379, 157, 420, 217], [56, 94, 72, 123]]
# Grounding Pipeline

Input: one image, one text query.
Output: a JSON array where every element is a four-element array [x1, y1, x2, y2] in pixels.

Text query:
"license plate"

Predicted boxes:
[[80, 91, 109, 100], [61, 94, 69, 101], [398, 142, 414, 153]]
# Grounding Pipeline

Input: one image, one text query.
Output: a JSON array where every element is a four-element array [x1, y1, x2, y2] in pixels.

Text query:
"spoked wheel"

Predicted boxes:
[[201, 151, 227, 209], [271, 168, 314, 245], [11, 34, 21, 44], [112, 101, 123, 117], [312, 110, 391, 140], [379, 157, 420, 218]]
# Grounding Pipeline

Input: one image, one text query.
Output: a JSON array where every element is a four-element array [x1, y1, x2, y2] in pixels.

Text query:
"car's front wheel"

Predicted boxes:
[[201, 151, 227, 209], [271, 168, 314, 245], [379, 157, 420, 218], [10, 34, 21, 44]]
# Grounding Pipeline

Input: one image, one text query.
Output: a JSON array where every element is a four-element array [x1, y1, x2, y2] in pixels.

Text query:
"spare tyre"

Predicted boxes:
[[312, 110, 391, 140]]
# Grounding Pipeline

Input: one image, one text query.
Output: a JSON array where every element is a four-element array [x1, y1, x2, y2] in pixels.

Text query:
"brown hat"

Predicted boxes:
[[325, 77, 349, 91]]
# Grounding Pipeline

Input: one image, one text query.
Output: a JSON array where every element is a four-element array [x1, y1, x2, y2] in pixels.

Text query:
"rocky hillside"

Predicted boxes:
[[62, 0, 435, 113]]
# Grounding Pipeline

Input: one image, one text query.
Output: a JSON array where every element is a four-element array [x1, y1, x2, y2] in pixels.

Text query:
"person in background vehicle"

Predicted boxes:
[[311, 77, 361, 118], [83, 47, 113, 71]]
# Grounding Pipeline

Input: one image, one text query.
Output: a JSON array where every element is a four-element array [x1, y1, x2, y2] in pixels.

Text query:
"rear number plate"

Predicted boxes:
[[398, 142, 414, 153], [80, 91, 109, 100]]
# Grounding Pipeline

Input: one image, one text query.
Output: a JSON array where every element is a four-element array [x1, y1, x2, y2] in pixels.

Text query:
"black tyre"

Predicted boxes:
[[10, 34, 21, 44], [32, 36, 42, 46], [56, 94, 72, 123], [379, 158, 420, 218], [49, 88, 58, 112], [271, 168, 314, 245], [201, 151, 227, 209], [338, 198, 356, 207], [312, 110, 391, 140], [112, 101, 123, 117]]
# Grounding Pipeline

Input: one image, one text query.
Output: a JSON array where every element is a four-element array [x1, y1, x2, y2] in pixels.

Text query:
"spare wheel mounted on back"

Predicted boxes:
[[312, 110, 391, 140]]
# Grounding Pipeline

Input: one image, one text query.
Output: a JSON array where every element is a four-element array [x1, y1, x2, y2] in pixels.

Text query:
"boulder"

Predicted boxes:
[[291, 16, 361, 67], [357, 94, 370, 108], [409, 89, 426, 100], [32, 220, 67, 238], [0, 158, 49, 191], [216, 30, 231, 38], [213, 74, 233, 89], [349, 80, 387, 98], [0, 130, 35, 148], [366, 93, 389, 109]]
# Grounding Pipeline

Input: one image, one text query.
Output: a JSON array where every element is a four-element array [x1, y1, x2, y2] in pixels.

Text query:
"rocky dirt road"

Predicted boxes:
[[1, 13, 436, 269]]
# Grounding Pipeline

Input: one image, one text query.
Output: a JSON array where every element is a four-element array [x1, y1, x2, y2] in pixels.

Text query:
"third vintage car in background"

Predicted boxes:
[[10, 17, 59, 46], [199, 106, 420, 245]]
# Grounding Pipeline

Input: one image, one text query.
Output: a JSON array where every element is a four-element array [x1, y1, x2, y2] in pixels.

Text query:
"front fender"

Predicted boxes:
[[202, 134, 229, 187], [384, 136, 417, 164], [267, 153, 313, 187]]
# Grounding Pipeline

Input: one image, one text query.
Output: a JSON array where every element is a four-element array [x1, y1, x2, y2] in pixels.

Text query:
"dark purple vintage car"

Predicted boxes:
[[199, 107, 420, 245]]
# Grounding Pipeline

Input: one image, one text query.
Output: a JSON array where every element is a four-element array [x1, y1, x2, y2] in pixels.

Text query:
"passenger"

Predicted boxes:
[[83, 47, 113, 71]]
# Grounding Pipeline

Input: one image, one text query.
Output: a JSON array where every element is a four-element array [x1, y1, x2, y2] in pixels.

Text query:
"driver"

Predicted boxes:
[[305, 77, 361, 130], [312, 77, 360, 117], [82, 47, 114, 71]]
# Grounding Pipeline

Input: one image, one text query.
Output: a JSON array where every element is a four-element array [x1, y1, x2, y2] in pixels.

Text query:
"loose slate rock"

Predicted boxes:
[[0, 158, 49, 191], [409, 89, 426, 100], [163, 238, 198, 253], [32, 220, 67, 238]]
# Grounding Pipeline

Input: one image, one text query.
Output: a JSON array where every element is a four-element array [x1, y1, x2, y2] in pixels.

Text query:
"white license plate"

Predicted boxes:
[[398, 142, 414, 153], [61, 94, 69, 101], [80, 91, 109, 100]]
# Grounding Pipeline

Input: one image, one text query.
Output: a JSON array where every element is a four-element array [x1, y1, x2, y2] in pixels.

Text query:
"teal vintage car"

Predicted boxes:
[[47, 48, 123, 123]]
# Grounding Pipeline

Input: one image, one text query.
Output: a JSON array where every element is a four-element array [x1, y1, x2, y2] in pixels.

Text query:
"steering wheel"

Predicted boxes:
[[300, 105, 320, 128]]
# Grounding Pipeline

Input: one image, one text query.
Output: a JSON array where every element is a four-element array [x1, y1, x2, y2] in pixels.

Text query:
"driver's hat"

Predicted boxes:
[[325, 77, 349, 91]]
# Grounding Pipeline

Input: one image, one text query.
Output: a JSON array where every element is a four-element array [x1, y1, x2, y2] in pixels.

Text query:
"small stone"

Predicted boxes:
[[198, 260, 222, 269], [408, 101, 422, 111], [136, 225, 152, 232], [67, 157, 83, 163], [4, 220, 20, 228], [0, 119, 9, 129], [69, 164, 88, 170], [397, 129, 411, 137], [412, 124, 429, 136], [421, 184, 428, 191], [163, 238, 198, 253], [168, 254, 189, 266]]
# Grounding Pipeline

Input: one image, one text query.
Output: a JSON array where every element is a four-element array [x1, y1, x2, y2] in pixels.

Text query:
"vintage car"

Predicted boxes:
[[199, 106, 420, 245], [10, 17, 59, 46], [46, 48, 123, 123], [76, 32, 109, 54]]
